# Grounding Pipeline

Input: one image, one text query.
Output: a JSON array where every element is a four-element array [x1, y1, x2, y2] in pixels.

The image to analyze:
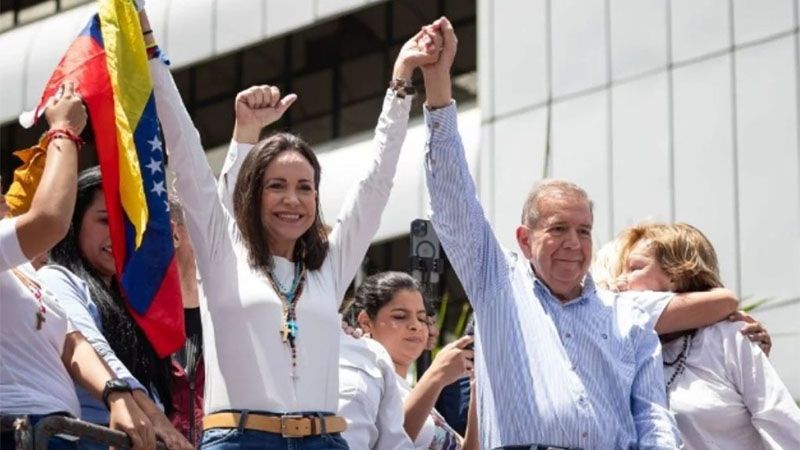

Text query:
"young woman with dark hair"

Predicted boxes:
[[1, 82, 154, 450], [345, 271, 478, 450], [141, 7, 444, 448], [337, 272, 417, 450], [38, 167, 192, 450]]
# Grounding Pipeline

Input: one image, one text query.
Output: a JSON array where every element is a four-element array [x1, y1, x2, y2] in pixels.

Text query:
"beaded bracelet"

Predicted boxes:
[[45, 128, 85, 151]]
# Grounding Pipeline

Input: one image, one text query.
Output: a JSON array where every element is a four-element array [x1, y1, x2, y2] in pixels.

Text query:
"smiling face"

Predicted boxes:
[[77, 189, 115, 281], [260, 150, 318, 258], [621, 239, 675, 292], [517, 194, 593, 300], [359, 289, 429, 368]]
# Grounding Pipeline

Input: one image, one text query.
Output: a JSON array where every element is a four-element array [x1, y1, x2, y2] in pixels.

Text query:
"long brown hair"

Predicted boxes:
[[232, 132, 329, 272], [50, 167, 173, 413]]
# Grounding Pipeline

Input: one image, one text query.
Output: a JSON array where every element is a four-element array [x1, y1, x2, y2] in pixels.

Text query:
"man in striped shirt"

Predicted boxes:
[[420, 18, 680, 450]]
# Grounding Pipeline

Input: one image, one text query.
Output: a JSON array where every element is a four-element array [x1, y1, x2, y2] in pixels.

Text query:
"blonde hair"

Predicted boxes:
[[609, 222, 723, 293]]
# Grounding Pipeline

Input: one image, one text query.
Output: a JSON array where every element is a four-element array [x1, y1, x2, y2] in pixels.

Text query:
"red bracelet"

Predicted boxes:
[[45, 128, 85, 150]]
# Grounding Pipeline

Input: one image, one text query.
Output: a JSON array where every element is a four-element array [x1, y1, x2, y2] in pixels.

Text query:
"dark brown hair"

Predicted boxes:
[[353, 271, 422, 320], [50, 167, 173, 414], [232, 132, 329, 271]]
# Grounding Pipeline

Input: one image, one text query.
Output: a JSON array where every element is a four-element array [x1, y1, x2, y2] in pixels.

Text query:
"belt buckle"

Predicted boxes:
[[280, 414, 306, 438]]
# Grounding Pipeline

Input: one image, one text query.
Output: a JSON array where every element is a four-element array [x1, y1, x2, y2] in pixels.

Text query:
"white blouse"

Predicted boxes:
[[0, 218, 80, 417], [338, 334, 413, 450], [150, 58, 411, 414], [663, 320, 800, 450]]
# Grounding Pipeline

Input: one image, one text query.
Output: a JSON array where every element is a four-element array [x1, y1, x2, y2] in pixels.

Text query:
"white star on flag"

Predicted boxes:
[[148, 135, 163, 153], [151, 180, 167, 197], [146, 158, 162, 175]]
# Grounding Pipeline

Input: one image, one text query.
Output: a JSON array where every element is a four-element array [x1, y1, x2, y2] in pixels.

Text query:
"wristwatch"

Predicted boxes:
[[102, 379, 133, 408], [389, 78, 416, 98]]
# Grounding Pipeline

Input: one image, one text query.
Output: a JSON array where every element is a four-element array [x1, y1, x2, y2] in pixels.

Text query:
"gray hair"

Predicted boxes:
[[521, 179, 594, 225]]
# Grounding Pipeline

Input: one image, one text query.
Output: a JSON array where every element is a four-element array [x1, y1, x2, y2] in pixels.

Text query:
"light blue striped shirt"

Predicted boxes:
[[424, 102, 680, 449]]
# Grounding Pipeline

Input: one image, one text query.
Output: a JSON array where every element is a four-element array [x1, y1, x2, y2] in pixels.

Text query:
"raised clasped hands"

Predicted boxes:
[[416, 17, 457, 109], [393, 21, 444, 80]]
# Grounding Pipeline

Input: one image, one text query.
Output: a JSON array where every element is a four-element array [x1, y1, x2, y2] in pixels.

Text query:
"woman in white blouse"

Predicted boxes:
[[141, 9, 442, 449], [348, 272, 479, 450], [0, 83, 154, 450], [606, 222, 800, 450]]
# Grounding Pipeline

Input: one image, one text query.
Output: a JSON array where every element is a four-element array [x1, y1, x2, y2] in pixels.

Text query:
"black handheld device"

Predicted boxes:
[[409, 219, 443, 285]]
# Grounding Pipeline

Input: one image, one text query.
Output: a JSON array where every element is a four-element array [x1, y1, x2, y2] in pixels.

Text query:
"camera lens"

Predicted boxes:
[[412, 220, 427, 237], [416, 241, 435, 258]]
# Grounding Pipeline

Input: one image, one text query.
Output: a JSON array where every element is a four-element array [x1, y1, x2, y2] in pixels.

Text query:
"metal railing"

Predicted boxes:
[[2, 415, 167, 450]]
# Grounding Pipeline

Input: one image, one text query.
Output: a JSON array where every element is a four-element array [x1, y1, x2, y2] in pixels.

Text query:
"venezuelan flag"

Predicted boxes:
[[21, 0, 184, 357]]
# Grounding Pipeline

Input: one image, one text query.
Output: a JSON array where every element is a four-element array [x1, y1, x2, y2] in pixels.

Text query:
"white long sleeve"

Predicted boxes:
[[338, 335, 414, 450], [666, 321, 800, 449], [152, 55, 412, 413], [727, 323, 800, 449]]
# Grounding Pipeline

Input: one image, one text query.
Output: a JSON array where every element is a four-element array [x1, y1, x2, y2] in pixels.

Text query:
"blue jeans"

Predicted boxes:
[[201, 428, 348, 450], [0, 414, 78, 450]]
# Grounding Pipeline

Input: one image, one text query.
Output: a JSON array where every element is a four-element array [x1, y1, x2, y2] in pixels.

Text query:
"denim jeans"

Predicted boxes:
[[200, 428, 349, 450], [0, 414, 78, 450]]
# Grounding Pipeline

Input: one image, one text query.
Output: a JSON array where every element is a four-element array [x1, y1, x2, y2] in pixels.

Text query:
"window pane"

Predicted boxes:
[[671, 0, 729, 63], [609, 0, 667, 80], [551, 91, 612, 242], [492, 0, 547, 116], [733, 0, 794, 45], [672, 54, 738, 290], [735, 37, 800, 298], [551, 0, 607, 97], [611, 73, 671, 229]]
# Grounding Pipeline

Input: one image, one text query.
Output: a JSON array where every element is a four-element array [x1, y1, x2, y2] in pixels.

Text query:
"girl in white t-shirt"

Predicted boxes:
[[602, 222, 800, 450], [0, 82, 154, 450], [350, 272, 479, 450]]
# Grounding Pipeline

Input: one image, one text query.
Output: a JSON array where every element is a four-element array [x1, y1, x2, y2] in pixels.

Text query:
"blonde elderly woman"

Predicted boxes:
[[595, 222, 800, 449]]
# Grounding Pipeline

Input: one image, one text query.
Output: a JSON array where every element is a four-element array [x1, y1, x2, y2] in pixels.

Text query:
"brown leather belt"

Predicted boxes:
[[202, 412, 347, 438]]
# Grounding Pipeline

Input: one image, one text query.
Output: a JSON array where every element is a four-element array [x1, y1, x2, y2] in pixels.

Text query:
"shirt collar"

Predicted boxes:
[[527, 262, 597, 306]]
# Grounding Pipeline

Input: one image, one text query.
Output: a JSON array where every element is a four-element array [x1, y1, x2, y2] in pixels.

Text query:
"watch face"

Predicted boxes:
[[107, 379, 132, 391]]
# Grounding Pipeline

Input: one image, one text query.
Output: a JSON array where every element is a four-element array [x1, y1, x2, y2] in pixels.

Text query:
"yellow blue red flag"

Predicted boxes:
[[22, 0, 184, 357]]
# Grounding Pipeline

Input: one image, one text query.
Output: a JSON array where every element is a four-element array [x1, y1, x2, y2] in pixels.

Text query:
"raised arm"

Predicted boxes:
[[140, 10, 230, 268], [421, 18, 507, 306], [11, 82, 86, 262], [327, 27, 440, 301]]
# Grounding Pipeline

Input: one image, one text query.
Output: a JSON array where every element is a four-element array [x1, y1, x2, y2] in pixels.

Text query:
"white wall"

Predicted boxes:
[[479, 0, 800, 397]]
